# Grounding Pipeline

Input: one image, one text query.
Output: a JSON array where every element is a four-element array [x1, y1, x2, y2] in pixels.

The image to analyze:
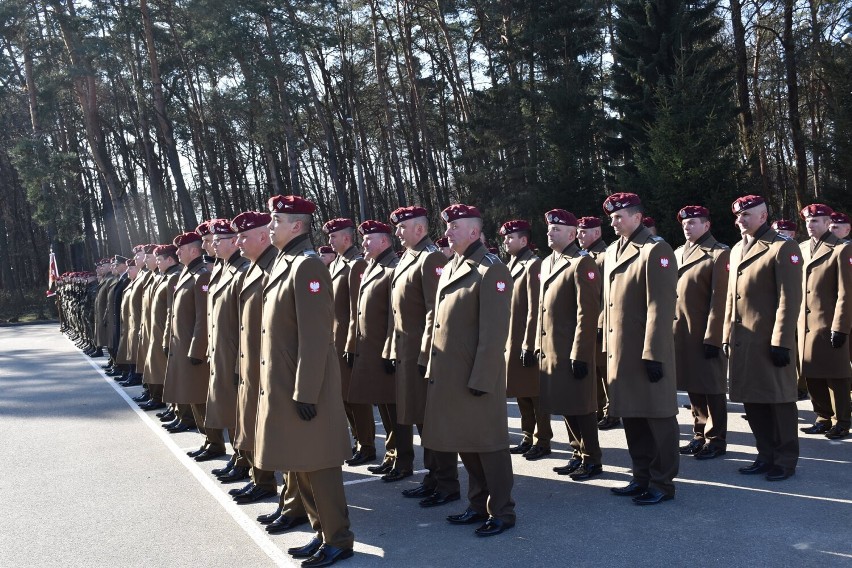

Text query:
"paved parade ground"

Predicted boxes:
[[0, 323, 850, 567]]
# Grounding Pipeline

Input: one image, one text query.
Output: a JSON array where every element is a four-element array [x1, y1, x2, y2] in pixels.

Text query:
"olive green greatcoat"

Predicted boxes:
[[505, 247, 542, 399]]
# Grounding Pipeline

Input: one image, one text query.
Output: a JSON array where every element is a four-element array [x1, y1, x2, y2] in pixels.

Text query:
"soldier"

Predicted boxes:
[[577, 216, 620, 431], [319, 245, 336, 267], [724, 195, 803, 481], [798, 204, 851, 440], [136, 245, 165, 410], [144, 245, 182, 420], [116, 253, 143, 387], [436, 237, 453, 260], [602, 193, 679, 505], [324, 218, 375, 466], [673, 206, 730, 460], [829, 212, 851, 241], [499, 220, 551, 460], [94, 259, 117, 368], [106, 255, 129, 377], [256, 195, 355, 566], [426, 204, 515, 537], [643, 217, 658, 236], [347, 220, 399, 473], [537, 210, 602, 480], [772, 219, 797, 240]]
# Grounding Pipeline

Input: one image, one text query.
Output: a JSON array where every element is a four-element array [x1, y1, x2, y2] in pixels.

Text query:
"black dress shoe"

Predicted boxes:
[[765, 466, 795, 481], [825, 425, 850, 440], [522, 445, 551, 461], [800, 422, 832, 434], [367, 461, 394, 475], [119, 376, 142, 387], [288, 537, 323, 558], [553, 458, 583, 475], [381, 469, 413, 483], [195, 448, 226, 462], [301, 544, 354, 567], [569, 463, 603, 481], [167, 421, 196, 434], [738, 460, 771, 475], [139, 400, 166, 411], [157, 409, 175, 420], [266, 515, 310, 534], [610, 481, 648, 496], [187, 446, 207, 458], [90, 348, 104, 358], [401, 484, 434, 498], [694, 445, 726, 460], [420, 491, 460, 508], [598, 416, 621, 430], [679, 439, 705, 455], [344, 450, 377, 466], [257, 506, 283, 524], [474, 517, 514, 537], [229, 481, 254, 496], [446, 508, 489, 525], [633, 487, 674, 505], [132, 392, 150, 402], [212, 456, 237, 477], [509, 441, 533, 455], [234, 486, 277, 503], [219, 466, 250, 483], [162, 418, 181, 429]]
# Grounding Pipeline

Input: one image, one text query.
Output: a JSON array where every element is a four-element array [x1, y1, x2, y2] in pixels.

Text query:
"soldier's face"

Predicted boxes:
[[145, 254, 156, 271], [830, 223, 851, 239], [395, 219, 422, 249], [201, 235, 215, 256], [805, 216, 831, 239], [445, 219, 478, 254], [609, 210, 641, 237], [213, 235, 238, 259], [577, 227, 600, 249], [320, 252, 336, 266], [327, 230, 351, 254], [502, 233, 527, 256], [269, 213, 296, 249], [682, 218, 710, 243], [546, 223, 574, 250], [362, 233, 388, 260], [735, 207, 767, 236]]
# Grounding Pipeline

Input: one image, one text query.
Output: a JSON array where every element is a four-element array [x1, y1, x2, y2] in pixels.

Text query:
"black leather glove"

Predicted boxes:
[[644, 359, 663, 382], [596, 328, 603, 343], [469, 388, 486, 397], [190, 357, 204, 366], [234, 373, 240, 386], [418, 364, 427, 377], [295, 401, 317, 421], [571, 360, 588, 380], [343, 352, 354, 368], [830, 331, 847, 348], [722, 343, 730, 358], [163, 346, 169, 355], [770, 346, 791, 367], [382, 358, 396, 374], [520, 350, 535, 368], [703, 344, 721, 359]]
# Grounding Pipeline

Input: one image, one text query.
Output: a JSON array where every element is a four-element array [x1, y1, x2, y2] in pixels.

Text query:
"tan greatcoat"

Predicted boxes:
[[347, 247, 398, 404], [330, 246, 367, 400], [163, 257, 211, 404], [134, 270, 157, 371], [255, 236, 351, 472], [116, 277, 136, 364], [205, 253, 250, 430], [537, 241, 601, 416], [798, 233, 852, 379], [118, 271, 148, 365], [423, 243, 512, 453], [143, 265, 181, 385], [673, 234, 730, 394], [585, 239, 608, 359], [94, 275, 116, 347], [505, 247, 542, 399], [387, 238, 446, 425], [234, 244, 278, 452], [724, 226, 803, 403], [603, 226, 678, 418]]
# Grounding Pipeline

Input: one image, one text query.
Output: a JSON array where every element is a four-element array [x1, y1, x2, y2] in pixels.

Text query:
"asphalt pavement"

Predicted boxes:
[[0, 323, 849, 567]]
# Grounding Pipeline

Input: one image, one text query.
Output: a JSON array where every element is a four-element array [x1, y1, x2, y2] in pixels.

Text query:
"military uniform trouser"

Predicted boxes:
[[743, 402, 799, 472], [806, 377, 851, 430], [622, 416, 680, 497], [394, 423, 460, 495], [687, 392, 728, 449], [564, 412, 602, 465], [189, 403, 226, 453], [517, 396, 553, 448], [459, 449, 516, 524], [295, 467, 354, 550]]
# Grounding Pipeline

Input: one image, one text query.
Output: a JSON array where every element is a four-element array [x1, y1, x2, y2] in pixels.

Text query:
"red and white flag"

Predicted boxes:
[[46, 249, 59, 297]]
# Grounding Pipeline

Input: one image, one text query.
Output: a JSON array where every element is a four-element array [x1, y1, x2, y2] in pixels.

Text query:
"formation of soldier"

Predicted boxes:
[[57, 192, 852, 567]]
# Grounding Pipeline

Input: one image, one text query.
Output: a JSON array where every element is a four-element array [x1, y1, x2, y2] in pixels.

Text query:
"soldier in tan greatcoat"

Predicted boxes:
[[602, 193, 679, 505], [105, 256, 128, 374], [499, 219, 551, 460], [136, 245, 165, 411], [724, 195, 803, 481], [347, 221, 399, 471], [797, 204, 852, 440], [537, 210, 602, 480], [256, 195, 354, 565], [425, 204, 515, 537], [91, 261, 113, 358], [828, 212, 852, 379], [324, 218, 375, 466], [115, 257, 140, 372], [143, 246, 181, 417]]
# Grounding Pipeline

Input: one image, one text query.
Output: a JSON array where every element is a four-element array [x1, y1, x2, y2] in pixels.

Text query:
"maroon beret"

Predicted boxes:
[[603, 192, 641, 213], [131, 244, 146, 254], [678, 206, 710, 221], [642, 216, 656, 228], [358, 220, 393, 235], [732, 195, 765, 214], [322, 218, 355, 234], [153, 244, 178, 257], [231, 211, 271, 232], [772, 219, 797, 232], [435, 237, 450, 248], [173, 232, 202, 247], [577, 217, 602, 229], [318, 245, 334, 254], [441, 204, 481, 222], [390, 206, 428, 225], [142, 244, 158, 254], [831, 212, 851, 225], [113, 255, 129, 264], [544, 209, 578, 227], [498, 220, 531, 236], [126, 259, 136, 267], [208, 218, 236, 235], [800, 203, 834, 219], [268, 194, 317, 214], [195, 221, 212, 236]]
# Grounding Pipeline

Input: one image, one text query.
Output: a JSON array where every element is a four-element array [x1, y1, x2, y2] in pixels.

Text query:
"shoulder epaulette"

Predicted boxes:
[[481, 253, 501, 266], [578, 250, 589, 256], [303, 250, 319, 258], [423, 244, 438, 253], [714, 242, 730, 250], [775, 234, 792, 241], [650, 235, 664, 242]]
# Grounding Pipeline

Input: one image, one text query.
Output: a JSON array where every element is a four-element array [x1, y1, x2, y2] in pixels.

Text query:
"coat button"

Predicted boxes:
[[738, 271, 742, 275], [541, 331, 546, 336], [432, 350, 437, 356], [240, 325, 244, 331], [736, 294, 741, 299], [261, 359, 265, 365], [435, 324, 440, 329], [260, 389, 264, 395]]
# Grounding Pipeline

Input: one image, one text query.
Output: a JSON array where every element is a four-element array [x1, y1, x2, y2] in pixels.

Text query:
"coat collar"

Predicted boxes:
[[678, 232, 716, 270], [543, 241, 581, 286], [360, 247, 398, 288], [439, 242, 487, 291], [392, 237, 434, 283], [508, 247, 534, 278], [804, 231, 840, 267], [241, 245, 277, 293], [737, 225, 774, 266], [610, 226, 653, 272], [265, 237, 314, 293], [330, 245, 362, 278]]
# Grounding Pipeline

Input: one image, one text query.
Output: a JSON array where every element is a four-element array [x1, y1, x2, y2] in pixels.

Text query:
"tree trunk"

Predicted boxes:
[[782, 0, 808, 212]]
